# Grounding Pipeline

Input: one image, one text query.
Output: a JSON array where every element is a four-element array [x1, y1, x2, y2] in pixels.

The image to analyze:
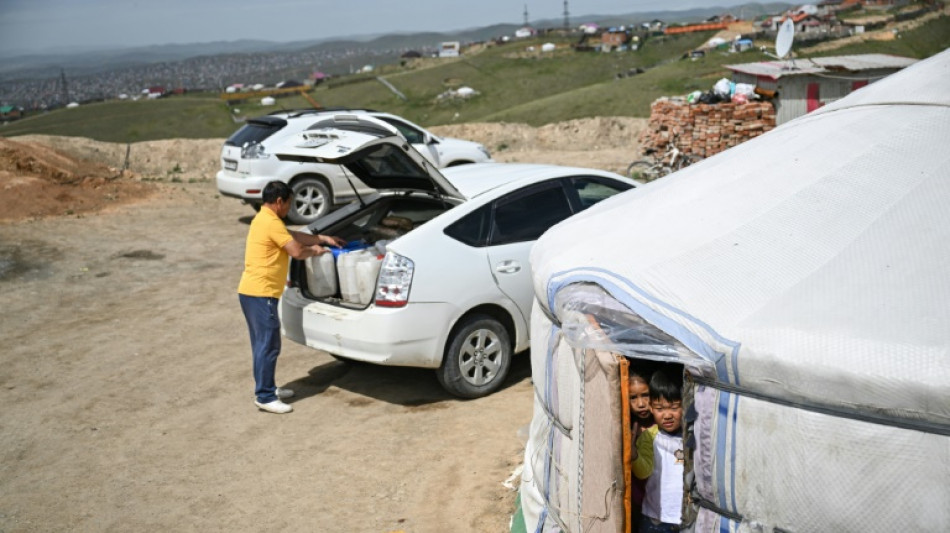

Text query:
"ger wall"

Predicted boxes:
[[638, 99, 776, 160]]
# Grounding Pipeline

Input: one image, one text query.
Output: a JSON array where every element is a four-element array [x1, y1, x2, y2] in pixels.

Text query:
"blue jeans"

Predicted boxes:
[[639, 516, 679, 533], [239, 294, 282, 403]]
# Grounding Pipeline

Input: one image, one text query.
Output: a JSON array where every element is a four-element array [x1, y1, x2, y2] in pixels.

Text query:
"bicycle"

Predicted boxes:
[[626, 140, 696, 182]]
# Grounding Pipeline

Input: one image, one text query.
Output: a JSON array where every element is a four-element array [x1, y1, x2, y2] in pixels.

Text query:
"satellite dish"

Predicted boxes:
[[776, 18, 795, 59]]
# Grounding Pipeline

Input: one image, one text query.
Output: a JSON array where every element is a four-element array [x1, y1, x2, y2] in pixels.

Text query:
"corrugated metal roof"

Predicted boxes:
[[725, 53, 917, 79]]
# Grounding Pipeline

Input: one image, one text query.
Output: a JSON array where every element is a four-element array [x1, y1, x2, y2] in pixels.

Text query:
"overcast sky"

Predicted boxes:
[[0, 0, 762, 55]]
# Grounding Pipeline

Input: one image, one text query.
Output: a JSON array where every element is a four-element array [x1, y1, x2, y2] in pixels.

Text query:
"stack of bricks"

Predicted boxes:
[[638, 98, 776, 160]]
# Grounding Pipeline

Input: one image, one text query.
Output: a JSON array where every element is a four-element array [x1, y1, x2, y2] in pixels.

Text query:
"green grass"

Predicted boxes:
[[311, 32, 715, 126], [2, 14, 947, 142], [1, 96, 237, 141]]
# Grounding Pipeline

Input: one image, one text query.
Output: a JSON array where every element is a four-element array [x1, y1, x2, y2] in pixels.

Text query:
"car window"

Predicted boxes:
[[444, 204, 491, 247], [224, 119, 285, 147], [567, 176, 634, 210], [377, 117, 425, 144], [489, 183, 573, 246]]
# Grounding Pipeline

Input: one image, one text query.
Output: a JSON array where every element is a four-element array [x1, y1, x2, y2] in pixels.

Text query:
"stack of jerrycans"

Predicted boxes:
[[305, 240, 385, 305]]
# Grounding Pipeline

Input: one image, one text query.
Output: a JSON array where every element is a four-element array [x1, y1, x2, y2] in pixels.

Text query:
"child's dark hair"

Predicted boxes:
[[648, 368, 681, 403]]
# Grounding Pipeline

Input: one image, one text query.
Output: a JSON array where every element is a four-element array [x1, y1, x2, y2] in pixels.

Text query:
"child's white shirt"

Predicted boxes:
[[641, 428, 684, 524]]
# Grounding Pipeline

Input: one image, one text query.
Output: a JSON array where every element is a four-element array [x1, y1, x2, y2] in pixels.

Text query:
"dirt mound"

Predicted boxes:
[[430, 116, 647, 153], [0, 137, 155, 222], [11, 135, 224, 182], [431, 117, 647, 175]]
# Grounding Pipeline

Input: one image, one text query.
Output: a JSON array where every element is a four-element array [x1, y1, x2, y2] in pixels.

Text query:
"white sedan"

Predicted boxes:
[[279, 116, 636, 397]]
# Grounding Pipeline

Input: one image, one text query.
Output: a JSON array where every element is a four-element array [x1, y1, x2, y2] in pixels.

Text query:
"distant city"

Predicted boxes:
[[0, 44, 426, 111]]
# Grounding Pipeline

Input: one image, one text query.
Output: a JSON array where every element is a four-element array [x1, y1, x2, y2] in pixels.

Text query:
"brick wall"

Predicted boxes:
[[638, 98, 776, 159]]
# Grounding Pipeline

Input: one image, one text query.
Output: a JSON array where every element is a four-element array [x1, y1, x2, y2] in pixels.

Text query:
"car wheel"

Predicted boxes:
[[249, 202, 262, 212], [288, 178, 331, 224], [437, 314, 512, 398]]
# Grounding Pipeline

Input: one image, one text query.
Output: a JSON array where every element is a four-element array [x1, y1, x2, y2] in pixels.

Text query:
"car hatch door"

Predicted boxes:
[[273, 115, 464, 200]]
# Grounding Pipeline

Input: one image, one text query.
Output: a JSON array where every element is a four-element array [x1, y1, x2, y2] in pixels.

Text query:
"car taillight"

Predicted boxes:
[[240, 141, 269, 159], [375, 252, 413, 308]]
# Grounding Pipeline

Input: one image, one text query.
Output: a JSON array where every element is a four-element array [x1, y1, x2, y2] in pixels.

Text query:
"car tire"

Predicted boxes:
[[288, 177, 331, 224], [437, 314, 512, 399]]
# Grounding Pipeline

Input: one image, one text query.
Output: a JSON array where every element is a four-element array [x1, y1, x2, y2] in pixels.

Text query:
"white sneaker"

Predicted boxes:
[[276, 387, 295, 399], [254, 399, 293, 414]]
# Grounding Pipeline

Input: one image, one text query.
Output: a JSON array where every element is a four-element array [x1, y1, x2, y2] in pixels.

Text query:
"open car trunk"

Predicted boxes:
[[288, 191, 458, 308]]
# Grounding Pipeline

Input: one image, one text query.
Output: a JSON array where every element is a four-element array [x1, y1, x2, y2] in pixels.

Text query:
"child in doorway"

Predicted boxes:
[[632, 368, 684, 533], [628, 366, 655, 531]]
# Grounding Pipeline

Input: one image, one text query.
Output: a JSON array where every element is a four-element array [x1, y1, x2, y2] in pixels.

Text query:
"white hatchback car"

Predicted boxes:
[[216, 108, 493, 224], [278, 116, 636, 397]]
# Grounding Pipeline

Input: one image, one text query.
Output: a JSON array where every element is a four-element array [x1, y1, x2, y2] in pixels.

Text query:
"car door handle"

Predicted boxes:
[[495, 261, 521, 274]]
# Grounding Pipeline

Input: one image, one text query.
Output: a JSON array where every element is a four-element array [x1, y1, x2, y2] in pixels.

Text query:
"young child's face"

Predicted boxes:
[[651, 397, 683, 434], [628, 377, 652, 422]]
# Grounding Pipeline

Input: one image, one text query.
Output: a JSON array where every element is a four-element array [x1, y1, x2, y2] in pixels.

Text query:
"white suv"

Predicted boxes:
[[215, 108, 493, 224], [277, 116, 636, 397]]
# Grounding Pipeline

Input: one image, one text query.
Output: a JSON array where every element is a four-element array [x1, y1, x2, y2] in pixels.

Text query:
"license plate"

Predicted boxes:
[[224, 159, 238, 171]]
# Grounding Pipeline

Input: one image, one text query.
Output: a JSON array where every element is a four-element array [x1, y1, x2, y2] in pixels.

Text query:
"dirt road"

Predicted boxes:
[[0, 118, 645, 532]]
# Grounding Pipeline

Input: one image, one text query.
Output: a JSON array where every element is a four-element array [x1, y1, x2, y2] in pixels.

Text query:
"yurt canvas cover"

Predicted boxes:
[[517, 49, 950, 533]]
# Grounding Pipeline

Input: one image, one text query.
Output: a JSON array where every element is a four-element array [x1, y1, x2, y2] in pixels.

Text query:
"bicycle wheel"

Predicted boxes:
[[626, 160, 661, 182], [673, 154, 695, 172]]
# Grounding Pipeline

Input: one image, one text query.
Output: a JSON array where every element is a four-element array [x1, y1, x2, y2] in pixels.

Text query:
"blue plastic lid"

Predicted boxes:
[[330, 240, 368, 260]]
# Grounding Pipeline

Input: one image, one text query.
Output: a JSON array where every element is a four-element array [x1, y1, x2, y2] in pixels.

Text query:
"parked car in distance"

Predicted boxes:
[[216, 108, 493, 224], [278, 115, 637, 398]]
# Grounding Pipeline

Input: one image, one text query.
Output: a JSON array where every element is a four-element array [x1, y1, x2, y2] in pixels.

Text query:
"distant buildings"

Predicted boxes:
[[725, 53, 916, 124]]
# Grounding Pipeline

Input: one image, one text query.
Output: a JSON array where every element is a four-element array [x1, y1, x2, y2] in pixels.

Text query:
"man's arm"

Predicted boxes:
[[283, 231, 346, 260], [289, 230, 345, 248]]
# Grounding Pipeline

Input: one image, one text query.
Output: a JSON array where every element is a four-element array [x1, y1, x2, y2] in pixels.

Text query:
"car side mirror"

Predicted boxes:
[[426, 135, 440, 145]]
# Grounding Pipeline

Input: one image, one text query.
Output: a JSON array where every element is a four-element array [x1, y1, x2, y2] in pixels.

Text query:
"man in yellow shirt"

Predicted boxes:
[[238, 181, 344, 414]]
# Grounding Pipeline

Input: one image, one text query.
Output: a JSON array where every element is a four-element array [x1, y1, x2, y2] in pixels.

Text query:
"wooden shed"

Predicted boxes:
[[725, 53, 915, 125]]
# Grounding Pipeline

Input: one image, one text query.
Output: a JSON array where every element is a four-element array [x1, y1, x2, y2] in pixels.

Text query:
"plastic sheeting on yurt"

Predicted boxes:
[[516, 48, 950, 533]]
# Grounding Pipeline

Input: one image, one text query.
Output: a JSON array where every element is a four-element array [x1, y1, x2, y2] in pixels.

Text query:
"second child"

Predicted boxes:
[[631, 368, 684, 533], [628, 367, 655, 531]]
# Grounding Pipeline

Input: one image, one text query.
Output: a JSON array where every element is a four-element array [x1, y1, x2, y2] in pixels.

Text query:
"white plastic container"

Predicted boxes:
[[355, 253, 384, 305], [337, 250, 364, 304], [305, 252, 337, 297]]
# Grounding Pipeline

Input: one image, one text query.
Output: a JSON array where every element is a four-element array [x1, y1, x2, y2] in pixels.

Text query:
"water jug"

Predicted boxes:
[[305, 252, 337, 297], [337, 250, 364, 304], [355, 253, 384, 305]]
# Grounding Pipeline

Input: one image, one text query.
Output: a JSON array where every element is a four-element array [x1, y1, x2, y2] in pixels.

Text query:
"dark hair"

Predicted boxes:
[[262, 181, 292, 204], [649, 368, 681, 403], [628, 361, 656, 384]]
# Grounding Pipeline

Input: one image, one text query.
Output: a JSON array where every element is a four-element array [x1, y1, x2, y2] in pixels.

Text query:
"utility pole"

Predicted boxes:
[[59, 68, 69, 104], [524, 4, 529, 26], [563, 0, 570, 31]]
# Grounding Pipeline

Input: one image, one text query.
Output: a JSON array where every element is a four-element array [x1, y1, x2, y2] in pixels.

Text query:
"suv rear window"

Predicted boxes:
[[224, 117, 287, 147]]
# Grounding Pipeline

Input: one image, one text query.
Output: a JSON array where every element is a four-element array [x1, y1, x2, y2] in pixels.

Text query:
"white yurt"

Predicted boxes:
[[515, 49, 950, 533]]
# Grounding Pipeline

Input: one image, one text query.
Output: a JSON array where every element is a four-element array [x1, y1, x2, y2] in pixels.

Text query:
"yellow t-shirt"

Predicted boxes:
[[237, 206, 294, 298]]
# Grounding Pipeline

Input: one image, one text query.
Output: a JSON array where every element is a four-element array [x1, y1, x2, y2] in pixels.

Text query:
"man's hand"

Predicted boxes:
[[319, 235, 346, 248]]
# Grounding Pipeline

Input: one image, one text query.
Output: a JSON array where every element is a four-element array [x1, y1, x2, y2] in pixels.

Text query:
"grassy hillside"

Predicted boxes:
[[2, 13, 947, 142], [308, 32, 715, 126], [0, 96, 235, 142]]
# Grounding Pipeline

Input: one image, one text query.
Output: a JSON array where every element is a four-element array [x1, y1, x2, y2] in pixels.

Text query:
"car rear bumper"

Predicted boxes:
[[280, 288, 453, 369], [216, 170, 275, 200]]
